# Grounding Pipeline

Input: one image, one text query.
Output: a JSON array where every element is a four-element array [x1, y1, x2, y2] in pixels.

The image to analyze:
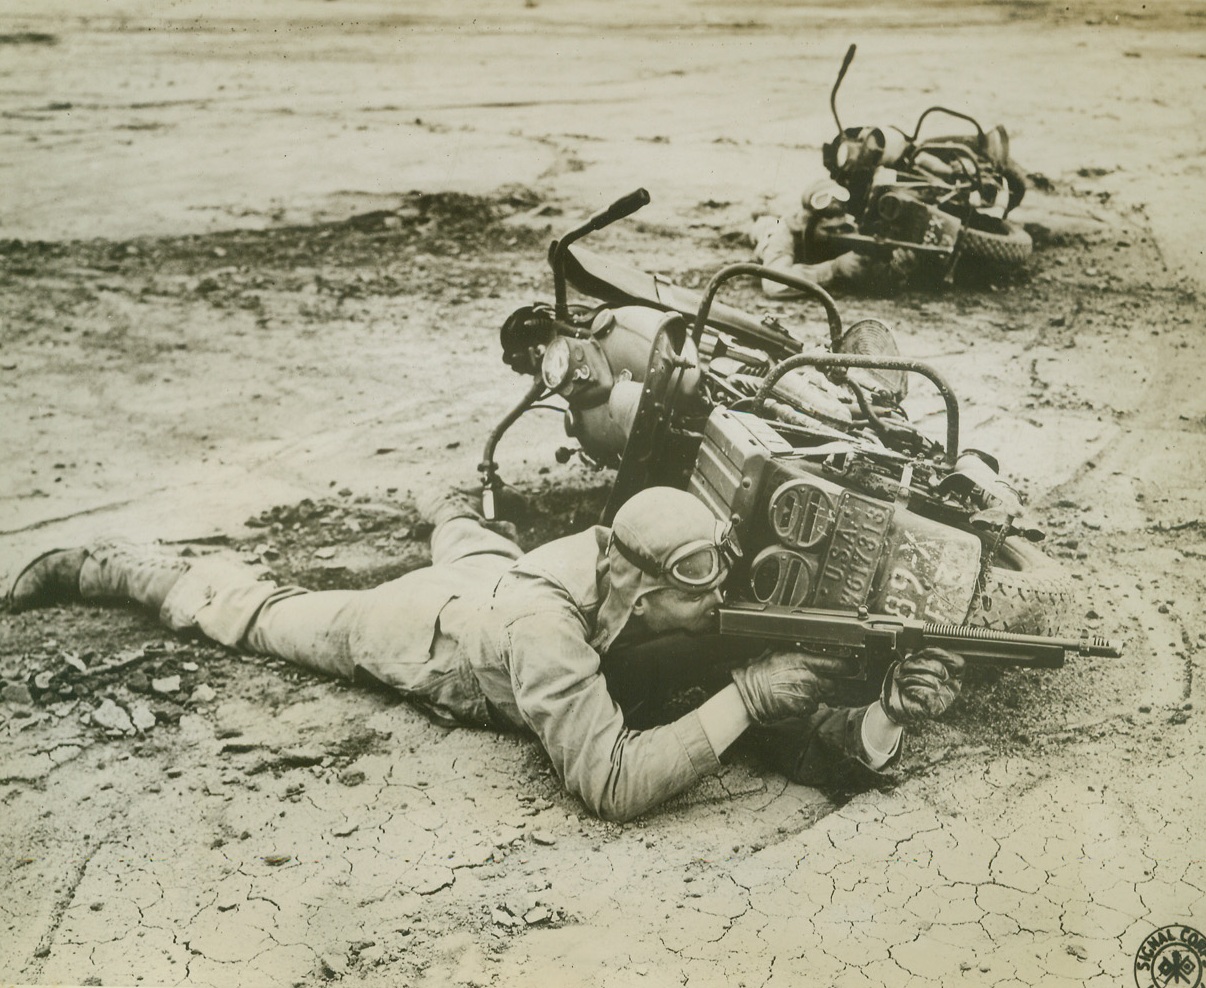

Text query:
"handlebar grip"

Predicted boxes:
[[587, 188, 651, 230], [839, 43, 857, 76]]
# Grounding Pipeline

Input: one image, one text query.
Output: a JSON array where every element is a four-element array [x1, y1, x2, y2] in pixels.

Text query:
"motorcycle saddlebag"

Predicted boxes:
[[688, 408, 981, 624]]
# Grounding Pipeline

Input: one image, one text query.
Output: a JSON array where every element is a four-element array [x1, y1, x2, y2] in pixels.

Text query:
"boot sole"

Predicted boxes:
[[6, 547, 88, 613]]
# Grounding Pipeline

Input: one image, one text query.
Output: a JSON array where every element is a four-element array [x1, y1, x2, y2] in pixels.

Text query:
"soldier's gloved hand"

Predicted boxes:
[[831, 250, 871, 283], [731, 651, 853, 725], [880, 648, 965, 726]]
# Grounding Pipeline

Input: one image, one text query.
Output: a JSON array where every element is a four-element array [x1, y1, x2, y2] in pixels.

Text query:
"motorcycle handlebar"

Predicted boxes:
[[586, 188, 651, 232], [830, 43, 857, 132], [553, 188, 651, 320]]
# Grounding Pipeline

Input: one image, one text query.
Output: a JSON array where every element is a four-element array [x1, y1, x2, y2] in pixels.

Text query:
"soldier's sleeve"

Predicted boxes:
[[748, 704, 901, 792], [503, 611, 723, 822]]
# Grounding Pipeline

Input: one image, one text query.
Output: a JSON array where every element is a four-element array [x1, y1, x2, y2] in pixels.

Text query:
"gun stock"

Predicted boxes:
[[717, 602, 1122, 679]]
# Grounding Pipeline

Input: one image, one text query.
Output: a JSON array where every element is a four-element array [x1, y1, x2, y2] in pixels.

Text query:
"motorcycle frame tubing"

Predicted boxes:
[[691, 264, 845, 350], [479, 377, 546, 504], [906, 106, 987, 145], [753, 352, 962, 468], [688, 265, 961, 462]]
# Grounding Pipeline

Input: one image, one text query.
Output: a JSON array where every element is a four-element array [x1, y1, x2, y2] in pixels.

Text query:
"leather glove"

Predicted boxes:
[[880, 648, 965, 726], [831, 250, 871, 282], [751, 215, 796, 268], [731, 651, 854, 725]]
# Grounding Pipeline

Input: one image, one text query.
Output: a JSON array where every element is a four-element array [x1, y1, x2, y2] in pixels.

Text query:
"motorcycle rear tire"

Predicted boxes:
[[965, 537, 1075, 637], [960, 219, 1033, 268]]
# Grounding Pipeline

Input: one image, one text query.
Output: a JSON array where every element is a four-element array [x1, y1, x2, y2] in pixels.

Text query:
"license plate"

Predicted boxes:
[[812, 491, 893, 609]]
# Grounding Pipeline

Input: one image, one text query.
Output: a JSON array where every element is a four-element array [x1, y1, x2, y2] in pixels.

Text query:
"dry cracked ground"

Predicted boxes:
[[1, 3, 1205, 988]]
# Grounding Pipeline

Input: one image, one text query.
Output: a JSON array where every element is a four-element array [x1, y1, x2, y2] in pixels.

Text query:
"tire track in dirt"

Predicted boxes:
[[1037, 293, 1205, 712]]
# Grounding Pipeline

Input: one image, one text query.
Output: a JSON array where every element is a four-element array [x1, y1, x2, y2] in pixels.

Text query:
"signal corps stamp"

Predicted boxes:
[[1135, 924, 1205, 988]]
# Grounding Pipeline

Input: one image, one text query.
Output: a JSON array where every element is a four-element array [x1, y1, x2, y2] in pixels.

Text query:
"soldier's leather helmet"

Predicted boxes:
[[592, 487, 739, 653]]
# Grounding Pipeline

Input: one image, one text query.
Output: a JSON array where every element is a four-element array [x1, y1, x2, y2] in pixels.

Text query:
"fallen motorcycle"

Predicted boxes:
[[480, 190, 1116, 695], [805, 44, 1032, 282]]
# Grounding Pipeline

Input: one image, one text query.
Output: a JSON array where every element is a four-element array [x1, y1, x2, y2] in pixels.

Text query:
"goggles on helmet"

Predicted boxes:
[[612, 520, 743, 594], [807, 182, 850, 213]]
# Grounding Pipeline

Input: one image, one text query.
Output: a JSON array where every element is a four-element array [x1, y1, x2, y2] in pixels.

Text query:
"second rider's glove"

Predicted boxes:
[[880, 647, 965, 726], [731, 651, 852, 725]]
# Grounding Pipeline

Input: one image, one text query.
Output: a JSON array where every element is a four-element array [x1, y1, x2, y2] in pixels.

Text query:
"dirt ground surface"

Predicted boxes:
[[2, 3, 1205, 987]]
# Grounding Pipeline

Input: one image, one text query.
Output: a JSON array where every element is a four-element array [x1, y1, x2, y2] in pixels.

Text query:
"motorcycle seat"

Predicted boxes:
[[564, 245, 801, 355]]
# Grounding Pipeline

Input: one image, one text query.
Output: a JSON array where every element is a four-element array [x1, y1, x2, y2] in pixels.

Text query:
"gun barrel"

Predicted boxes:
[[921, 622, 1123, 659]]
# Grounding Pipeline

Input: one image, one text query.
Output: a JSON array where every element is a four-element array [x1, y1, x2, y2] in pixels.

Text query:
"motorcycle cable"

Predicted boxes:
[[844, 378, 941, 459]]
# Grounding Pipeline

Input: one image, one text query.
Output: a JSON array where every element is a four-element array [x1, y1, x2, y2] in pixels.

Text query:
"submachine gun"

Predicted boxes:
[[717, 602, 1123, 682], [600, 604, 1122, 728]]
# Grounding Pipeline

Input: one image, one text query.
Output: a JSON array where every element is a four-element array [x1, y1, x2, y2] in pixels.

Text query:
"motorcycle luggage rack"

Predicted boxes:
[[907, 106, 987, 145]]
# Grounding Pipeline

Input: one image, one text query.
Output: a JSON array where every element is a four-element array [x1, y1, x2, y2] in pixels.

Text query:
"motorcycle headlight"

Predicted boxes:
[[541, 336, 571, 390]]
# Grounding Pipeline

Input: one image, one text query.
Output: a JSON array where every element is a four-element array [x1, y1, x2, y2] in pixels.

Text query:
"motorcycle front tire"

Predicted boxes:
[[965, 537, 1075, 637], [959, 218, 1033, 268]]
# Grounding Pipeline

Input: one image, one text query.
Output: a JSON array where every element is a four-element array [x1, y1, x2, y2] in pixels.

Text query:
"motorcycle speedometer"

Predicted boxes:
[[541, 336, 571, 390]]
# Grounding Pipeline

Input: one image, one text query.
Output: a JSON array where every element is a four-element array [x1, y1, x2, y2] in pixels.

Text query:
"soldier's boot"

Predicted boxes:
[[7, 541, 189, 614], [416, 488, 486, 528]]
